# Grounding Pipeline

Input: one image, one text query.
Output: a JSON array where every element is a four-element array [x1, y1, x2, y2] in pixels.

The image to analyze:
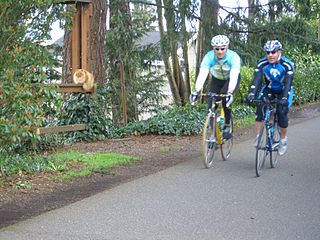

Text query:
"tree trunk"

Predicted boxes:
[[108, 0, 136, 125], [62, 27, 72, 83], [62, 1, 106, 84], [196, 0, 219, 77], [268, 0, 275, 22], [247, 0, 258, 49], [91, 0, 106, 85], [181, 12, 191, 100], [156, 0, 181, 106]]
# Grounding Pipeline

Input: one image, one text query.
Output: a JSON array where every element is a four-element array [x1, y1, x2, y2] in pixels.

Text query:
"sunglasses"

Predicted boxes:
[[266, 51, 277, 55], [214, 47, 226, 51]]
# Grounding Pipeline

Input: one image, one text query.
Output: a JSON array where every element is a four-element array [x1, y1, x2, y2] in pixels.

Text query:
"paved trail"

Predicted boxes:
[[0, 116, 319, 240]]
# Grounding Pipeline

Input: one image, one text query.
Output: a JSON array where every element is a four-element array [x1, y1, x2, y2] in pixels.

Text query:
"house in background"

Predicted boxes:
[[51, 31, 198, 119]]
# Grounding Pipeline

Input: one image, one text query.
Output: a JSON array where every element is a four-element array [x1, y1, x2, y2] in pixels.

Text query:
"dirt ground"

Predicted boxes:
[[1, 103, 320, 229]]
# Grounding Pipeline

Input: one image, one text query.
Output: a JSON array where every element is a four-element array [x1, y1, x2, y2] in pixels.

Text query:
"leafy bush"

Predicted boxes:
[[0, 42, 62, 155], [105, 103, 256, 138], [106, 104, 207, 137], [58, 93, 110, 142], [286, 48, 320, 105], [234, 66, 254, 104]]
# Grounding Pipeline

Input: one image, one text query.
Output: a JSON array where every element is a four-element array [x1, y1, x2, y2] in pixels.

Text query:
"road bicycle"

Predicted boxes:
[[201, 93, 233, 168], [254, 94, 281, 177]]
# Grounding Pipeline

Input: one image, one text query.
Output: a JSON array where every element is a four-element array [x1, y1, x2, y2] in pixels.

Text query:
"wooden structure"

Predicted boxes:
[[69, 0, 93, 73], [37, 0, 94, 135], [57, 83, 96, 94], [37, 124, 86, 135]]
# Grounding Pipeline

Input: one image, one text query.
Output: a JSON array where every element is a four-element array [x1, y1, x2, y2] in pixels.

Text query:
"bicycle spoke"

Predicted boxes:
[[202, 116, 217, 168], [221, 116, 233, 160], [270, 121, 280, 168]]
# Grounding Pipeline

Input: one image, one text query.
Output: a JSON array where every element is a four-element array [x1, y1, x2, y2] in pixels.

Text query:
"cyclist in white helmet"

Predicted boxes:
[[190, 34, 241, 140]]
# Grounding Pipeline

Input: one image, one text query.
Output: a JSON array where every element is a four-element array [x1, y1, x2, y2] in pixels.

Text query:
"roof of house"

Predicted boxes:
[[137, 31, 161, 47], [52, 31, 162, 48]]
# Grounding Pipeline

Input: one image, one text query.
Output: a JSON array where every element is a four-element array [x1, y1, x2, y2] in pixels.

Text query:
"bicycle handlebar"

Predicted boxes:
[[252, 97, 278, 105], [201, 93, 229, 98]]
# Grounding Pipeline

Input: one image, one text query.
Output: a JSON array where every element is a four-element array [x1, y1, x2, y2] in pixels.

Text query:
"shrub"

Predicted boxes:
[[286, 48, 320, 105]]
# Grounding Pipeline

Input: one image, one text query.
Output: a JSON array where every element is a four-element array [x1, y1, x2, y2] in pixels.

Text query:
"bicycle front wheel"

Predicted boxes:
[[202, 115, 217, 168], [270, 121, 280, 168], [221, 115, 233, 161], [255, 125, 267, 177]]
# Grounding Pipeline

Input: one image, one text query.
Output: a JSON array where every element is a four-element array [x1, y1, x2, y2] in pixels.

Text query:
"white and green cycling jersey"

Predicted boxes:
[[200, 49, 241, 80]]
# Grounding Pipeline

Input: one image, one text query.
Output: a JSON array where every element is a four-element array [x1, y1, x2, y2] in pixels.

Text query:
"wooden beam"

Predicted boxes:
[[56, 83, 95, 93], [36, 124, 86, 135], [71, 5, 81, 73]]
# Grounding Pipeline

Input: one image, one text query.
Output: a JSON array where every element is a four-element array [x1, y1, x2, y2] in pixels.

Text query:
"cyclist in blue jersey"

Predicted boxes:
[[190, 35, 241, 140], [246, 40, 294, 156]]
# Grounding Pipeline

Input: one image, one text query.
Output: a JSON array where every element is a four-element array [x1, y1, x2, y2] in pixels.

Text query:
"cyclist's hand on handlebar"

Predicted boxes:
[[226, 92, 233, 108], [246, 93, 255, 104], [189, 91, 200, 104]]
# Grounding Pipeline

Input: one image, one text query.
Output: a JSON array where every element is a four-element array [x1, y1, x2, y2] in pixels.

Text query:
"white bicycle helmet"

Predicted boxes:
[[263, 40, 282, 52], [211, 35, 230, 47]]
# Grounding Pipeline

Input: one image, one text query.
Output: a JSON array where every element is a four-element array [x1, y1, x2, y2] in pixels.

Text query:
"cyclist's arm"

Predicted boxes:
[[248, 69, 262, 96], [195, 68, 209, 92], [281, 60, 294, 99], [228, 54, 241, 93], [282, 71, 294, 99], [195, 51, 213, 92], [248, 59, 267, 95]]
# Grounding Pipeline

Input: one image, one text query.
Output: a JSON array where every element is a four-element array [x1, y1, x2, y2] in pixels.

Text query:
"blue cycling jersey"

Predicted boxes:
[[256, 55, 294, 92], [200, 49, 241, 80]]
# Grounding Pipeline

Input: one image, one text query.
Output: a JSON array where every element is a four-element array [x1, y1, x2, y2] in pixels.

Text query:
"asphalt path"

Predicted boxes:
[[0, 116, 320, 240]]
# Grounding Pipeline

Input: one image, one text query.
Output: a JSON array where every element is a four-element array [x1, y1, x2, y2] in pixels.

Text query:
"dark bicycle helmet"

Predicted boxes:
[[211, 35, 230, 47], [263, 40, 282, 52]]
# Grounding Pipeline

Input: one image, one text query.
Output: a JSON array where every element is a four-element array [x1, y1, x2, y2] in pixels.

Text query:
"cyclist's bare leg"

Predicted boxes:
[[280, 128, 287, 140], [255, 121, 263, 136]]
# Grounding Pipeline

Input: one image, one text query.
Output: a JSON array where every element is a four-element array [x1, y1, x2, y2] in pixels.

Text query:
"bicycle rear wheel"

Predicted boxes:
[[202, 115, 217, 168], [221, 115, 233, 161], [270, 121, 280, 168], [256, 125, 267, 177]]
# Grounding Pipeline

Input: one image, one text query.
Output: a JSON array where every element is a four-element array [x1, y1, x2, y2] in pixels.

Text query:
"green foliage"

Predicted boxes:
[[48, 151, 140, 181], [58, 93, 109, 142], [234, 66, 254, 104], [0, 41, 62, 154], [123, 104, 207, 136], [0, 149, 140, 182], [106, 1, 166, 123], [0, 0, 73, 158], [0, 154, 41, 176], [224, 1, 320, 66], [233, 104, 256, 128], [105, 102, 256, 138], [286, 48, 320, 104]]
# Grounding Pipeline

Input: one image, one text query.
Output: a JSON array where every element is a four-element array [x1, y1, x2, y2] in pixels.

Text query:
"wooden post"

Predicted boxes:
[[70, 1, 93, 75], [71, 4, 81, 72], [120, 62, 127, 125]]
